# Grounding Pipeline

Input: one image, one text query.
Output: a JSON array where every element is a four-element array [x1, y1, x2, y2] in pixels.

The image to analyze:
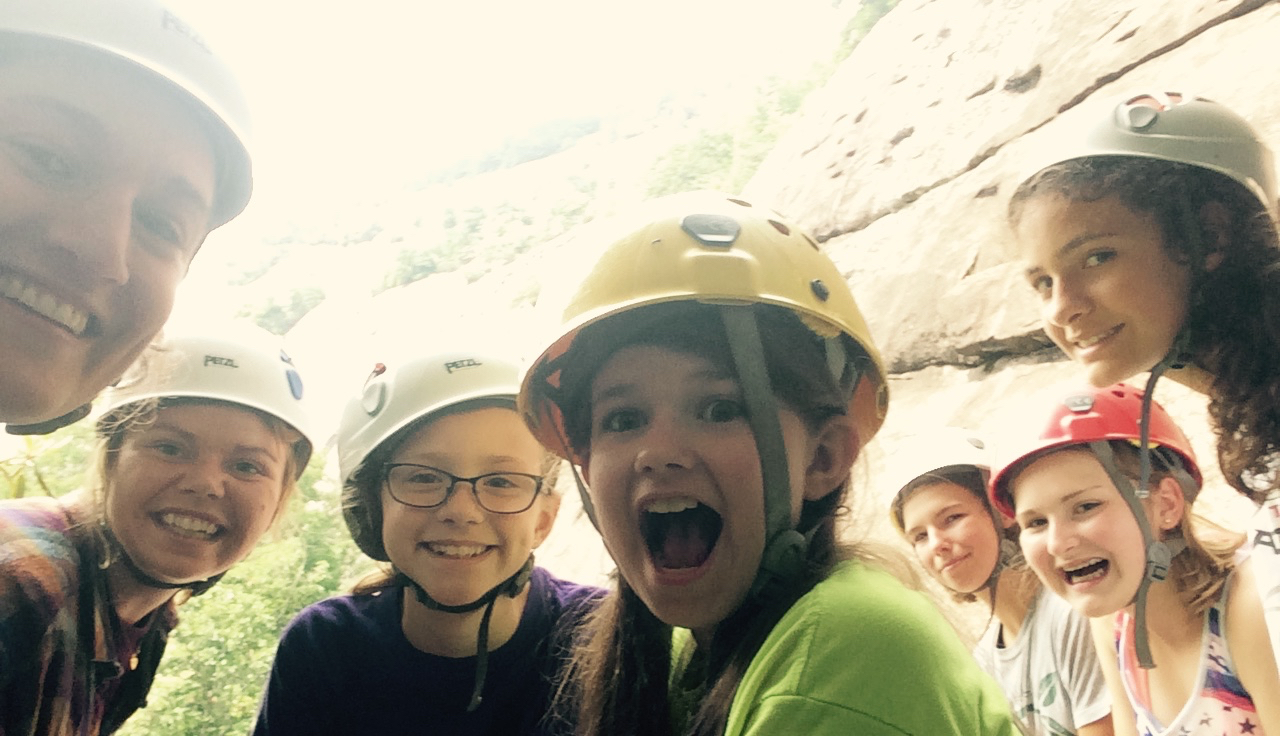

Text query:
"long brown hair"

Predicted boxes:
[[551, 303, 885, 736], [1009, 157, 1280, 504]]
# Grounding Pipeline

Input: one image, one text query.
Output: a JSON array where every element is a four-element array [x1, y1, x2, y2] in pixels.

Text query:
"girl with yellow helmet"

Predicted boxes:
[[0, 0, 253, 436], [519, 192, 1022, 735], [0, 325, 312, 735], [1007, 91, 1280, 664]]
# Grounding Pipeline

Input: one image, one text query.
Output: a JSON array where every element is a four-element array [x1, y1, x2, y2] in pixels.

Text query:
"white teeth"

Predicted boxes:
[[0, 273, 90, 336], [1063, 558, 1108, 584], [1064, 558, 1104, 573], [426, 542, 488, 558], [160, 512, 219, 537], [1076, 326, 1119, 349], [646, 497, 699, 514]]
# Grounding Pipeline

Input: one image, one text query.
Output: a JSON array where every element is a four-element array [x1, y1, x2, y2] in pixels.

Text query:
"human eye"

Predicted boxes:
[[1075, 500, 1103, 515], [597, 407, 645, 434], [910, 530, 928, 546], [942, 512, 967, 527], [231, 458, 267, 477], [145, 438, 187, 459], [403, 466, 448, 487], [134, 202, 200, 259], [4, 138, 75, 183], [699, 397, 746, 424], [1027, 273, 1052, 299], [1019, 515, 1046, 531], [1082, 250, 1115, 268]]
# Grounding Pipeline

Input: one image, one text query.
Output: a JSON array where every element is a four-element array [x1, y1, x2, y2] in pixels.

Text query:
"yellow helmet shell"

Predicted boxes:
[[520, 191, 888, 458]]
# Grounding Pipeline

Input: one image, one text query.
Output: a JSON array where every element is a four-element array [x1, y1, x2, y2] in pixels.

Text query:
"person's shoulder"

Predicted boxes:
[[280, 587, 399, 641], [533, 566, 607, 614], [0, 496, 84, 602]]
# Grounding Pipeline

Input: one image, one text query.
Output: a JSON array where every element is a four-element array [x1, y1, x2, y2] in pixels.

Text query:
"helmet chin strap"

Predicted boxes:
[[1089, 352, 1194, 669], [99, 522, 224, 596], [5, 402, 92, 436], [395, 555, 535, 712]]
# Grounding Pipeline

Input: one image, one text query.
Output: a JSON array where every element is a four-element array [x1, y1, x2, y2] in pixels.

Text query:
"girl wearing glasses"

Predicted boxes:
[[253, 346, 602, 736]]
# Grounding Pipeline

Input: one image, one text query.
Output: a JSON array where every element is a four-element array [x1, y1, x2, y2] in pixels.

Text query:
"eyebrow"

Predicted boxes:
[[1016, 486, 1102, 517], [148, 422, 282, 463], [1023, 231, 1118, 278], [591, 366, 736, 403], [9, 95, 214, 216], [903, 502, 966, 537]]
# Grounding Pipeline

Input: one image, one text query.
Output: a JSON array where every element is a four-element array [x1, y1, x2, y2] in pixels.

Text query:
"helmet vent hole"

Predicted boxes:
[[768, 220, 791, 236], [803, 234, 820, 250], [810, 279, 830, 301], [727, 198, 752, 208]]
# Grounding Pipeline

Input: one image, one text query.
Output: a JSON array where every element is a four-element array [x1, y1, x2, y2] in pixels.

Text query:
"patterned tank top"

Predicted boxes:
[[1115, 578, 1265, 736]]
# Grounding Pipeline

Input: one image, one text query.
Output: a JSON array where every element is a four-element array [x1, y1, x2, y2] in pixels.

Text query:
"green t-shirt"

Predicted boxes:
[[672, 561, 1023, 735]]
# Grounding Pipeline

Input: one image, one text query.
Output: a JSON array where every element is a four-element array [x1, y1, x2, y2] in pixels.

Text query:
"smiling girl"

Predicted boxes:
[[990, 384, 1280, 736], [253, 345, 601, 735], [0, 326, 312, 736], [519, 192, 1021, 735], [1006, 91, 1280, 663], [890, 428, 1112, 735], [0, 0, 253, 435]]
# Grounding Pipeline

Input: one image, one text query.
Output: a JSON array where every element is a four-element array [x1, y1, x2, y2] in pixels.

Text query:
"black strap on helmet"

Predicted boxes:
[[5, 402, 93, 435], [396, 555, 535, 712], [100, 522, 224, 596]]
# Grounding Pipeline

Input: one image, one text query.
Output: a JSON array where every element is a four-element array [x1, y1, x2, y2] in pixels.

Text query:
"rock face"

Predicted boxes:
[[737, 0, 1278, 553]]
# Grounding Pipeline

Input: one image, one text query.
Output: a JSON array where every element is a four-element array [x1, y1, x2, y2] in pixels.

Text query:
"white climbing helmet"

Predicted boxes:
[[1023, 91, 1277, 219], [887, 427, 993, 533], [99, 325, 314, 476], [336, 347, 522, 561], [1, 0, 253, 229]]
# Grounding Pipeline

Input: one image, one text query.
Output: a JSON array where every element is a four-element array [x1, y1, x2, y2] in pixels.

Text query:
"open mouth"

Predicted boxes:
[[1063, 557, 1108, 585], [156, 512, 223, 540], [422, 542, 492, 559], [641, 498, 723, 570], [0, 271, 94, 336]]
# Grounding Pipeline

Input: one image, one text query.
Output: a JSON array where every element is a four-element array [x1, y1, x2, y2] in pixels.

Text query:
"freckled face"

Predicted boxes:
[[900, 481, 1001, 595], [0, 47, 217, 425], [1015, 195, 1192, 387], [583, 345, 815, 640], [1012, 448, 1149, 618], [106, 404, 290, 585]]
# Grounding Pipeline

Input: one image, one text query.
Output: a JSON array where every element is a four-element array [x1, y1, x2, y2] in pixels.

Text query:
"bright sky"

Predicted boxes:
[[164, 0, 847, 230]]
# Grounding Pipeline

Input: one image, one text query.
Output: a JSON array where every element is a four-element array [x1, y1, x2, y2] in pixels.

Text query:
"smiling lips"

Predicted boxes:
[[1071, 324, 1122, 352], [641, 496, 723, 570], [156, 511, 223, 539], [422, 541, 493, 559], [0, 271, 92, 336]]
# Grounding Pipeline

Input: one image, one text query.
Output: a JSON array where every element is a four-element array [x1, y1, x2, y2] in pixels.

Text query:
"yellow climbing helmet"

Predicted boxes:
[[519, 190, 888, 461]]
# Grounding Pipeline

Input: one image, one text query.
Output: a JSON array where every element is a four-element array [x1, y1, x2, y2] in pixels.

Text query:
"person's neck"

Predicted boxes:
[[984, 567, 1038, 644], [1132, 578, 1201, 647], [1162, 361, 1216, 396], [105, 564, 178, 626], [401, 586, 528, 658]]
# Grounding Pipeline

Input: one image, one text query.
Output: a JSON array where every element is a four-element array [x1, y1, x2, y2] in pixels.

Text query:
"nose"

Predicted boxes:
[[1044, 275, 1093, 329], [1044, 519, 1078, 559], [926, 528, 953, 559], [46, 189, 133, 286], [633, 414, 695, 475], [183, 457, 227, 499], [435, 481, 485, 525]]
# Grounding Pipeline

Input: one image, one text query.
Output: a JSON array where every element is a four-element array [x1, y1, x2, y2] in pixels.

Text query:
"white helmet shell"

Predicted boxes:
[[887, 427, 992, 532], [99, 325, 314, 474], [1, 0, 252, 228], [337, 349, 522, 487], [1023, 92, 1277, 220]]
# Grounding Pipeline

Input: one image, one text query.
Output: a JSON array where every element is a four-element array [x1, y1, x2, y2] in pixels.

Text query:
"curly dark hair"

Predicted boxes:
[[1009, 157, 1280, 503]]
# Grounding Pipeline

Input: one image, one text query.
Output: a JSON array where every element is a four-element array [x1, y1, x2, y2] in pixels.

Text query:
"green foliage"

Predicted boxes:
[[117, 460, 366, 736], [0, 421, 95, 500], [237, 287, 327, 336]]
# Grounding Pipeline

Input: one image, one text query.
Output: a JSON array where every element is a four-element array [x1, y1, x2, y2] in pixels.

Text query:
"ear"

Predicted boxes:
[[530, 492, 563, 549], [802, 414, 859, 502], [1199, 201, 1231, 272], [1149, 475, 1187, 533]]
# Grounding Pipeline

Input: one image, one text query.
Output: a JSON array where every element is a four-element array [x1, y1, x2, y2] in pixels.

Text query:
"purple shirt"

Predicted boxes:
[[252, 566, 602, 736]]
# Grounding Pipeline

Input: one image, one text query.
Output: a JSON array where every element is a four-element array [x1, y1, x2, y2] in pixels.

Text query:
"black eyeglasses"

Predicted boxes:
[[381, 463, 544, 514]]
